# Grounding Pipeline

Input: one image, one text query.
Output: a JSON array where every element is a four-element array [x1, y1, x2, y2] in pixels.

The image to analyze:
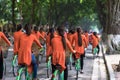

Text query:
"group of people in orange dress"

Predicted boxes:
[[0, 23, 100, 80]]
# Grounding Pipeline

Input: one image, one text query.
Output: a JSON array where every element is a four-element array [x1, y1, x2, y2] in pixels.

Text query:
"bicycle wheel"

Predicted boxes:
[[47, 68, 52, 78], [47, 57, 52, 78], [76, 70, 78, 80], [69, 53, 72, 70], [3, 61, 6, 75], [75, 59, 80, 80], [12, 63, 18, 76], [12, 56, 18, 77], [20, 70, 26, 80]]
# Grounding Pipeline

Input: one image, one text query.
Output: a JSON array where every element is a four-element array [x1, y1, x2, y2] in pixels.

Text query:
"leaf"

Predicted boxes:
[[80, 0, 83, 3]]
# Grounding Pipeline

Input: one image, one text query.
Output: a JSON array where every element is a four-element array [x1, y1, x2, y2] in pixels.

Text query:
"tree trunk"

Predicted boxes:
[[105, 0, 120, 53], [12, 0, 16, 31], [107, 0, 120, 34]]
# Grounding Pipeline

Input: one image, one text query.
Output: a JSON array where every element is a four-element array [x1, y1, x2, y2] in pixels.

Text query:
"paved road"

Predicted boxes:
[[4, 45, 107, 80]]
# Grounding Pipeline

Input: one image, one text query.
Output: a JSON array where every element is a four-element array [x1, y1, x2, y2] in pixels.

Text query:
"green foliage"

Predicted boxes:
[[0, 0, 104, 30]]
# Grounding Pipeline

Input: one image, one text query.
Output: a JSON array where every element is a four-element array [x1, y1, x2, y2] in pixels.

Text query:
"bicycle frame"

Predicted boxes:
[[12, 55, 18, 66], [75, 58, 80, 71], [12, 55, 18, 77], [75, 58, 80, 80], [16, 66, 32, 80], [52, 70, 64, 80], [93, 47, 98, 55], [47, 56, 51, 68], [46, 56, 52, 78]]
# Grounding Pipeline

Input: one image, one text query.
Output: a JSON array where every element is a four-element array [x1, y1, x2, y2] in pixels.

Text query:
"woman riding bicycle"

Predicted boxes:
[[72, 27, 87, 73], [17, 23, 42, 80], [91, 32, 100, 55], [50, 26, 76, 80], [46, 27, 55, 62], [0, 31, 11, 80], [13, 24, 23, 55], [32, 26, 45, 64]]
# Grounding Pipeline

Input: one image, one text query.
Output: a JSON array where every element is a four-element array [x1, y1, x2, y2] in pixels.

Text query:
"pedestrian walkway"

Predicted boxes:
[[104, 54, 120, 80]]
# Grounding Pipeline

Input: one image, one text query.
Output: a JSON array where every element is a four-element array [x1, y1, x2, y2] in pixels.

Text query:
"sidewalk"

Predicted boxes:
[[104, 53, 120, 80]]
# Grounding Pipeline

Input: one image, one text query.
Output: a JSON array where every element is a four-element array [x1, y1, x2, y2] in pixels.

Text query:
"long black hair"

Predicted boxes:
[[49, 28, 54, 46], [34, 26, 38, 33], [24, 23, 31, 36], [17, 24, 22, 31], [77, 27, 82, 46], [57, 26, 66, 50], [93, 32, 98, 38]]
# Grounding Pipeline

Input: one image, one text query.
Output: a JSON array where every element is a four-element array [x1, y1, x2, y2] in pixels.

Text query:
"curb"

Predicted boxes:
[[101, 44, 116, 80]]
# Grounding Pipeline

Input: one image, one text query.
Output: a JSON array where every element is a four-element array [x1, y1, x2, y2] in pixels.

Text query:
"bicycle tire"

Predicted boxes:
[[12, 65, 18, 77], [69, 53, 73, 70], [69, 62, 72, 70], [20, 70, 26, 80], [76, 70, 78, 80], [47, 68, 50, 78], [47, 57, 52, 78], [12, 55, 18, 77], [3, 61, 6, 75]]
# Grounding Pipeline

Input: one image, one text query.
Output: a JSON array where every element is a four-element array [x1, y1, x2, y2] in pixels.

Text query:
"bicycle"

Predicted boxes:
[[52, 64, 64, 80], [12, 55, 18, 77], [75, 58, 80, 80], [46, 56, 52, 78], [16, 65, 33, 80]]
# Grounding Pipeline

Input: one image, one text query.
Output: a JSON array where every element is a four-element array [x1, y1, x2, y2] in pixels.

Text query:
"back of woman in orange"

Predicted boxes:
[[72, 28, 87, 59], [84, 31, 89, 47], [67, 29, 75, 46], [18, 24, 42, 80], [72, 27, 87, 73], [32, 26, 45, 40], [39, 27, 47, 45], [46, 28, 55, 60], [91, 32, 100, 54], [0, 31, 11, 79], [51, 27, 75, 80], [13, 24, 23, 55]]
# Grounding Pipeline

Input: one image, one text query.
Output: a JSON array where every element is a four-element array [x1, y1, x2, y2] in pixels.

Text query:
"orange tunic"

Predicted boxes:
[[46, 33, 52, 57], [32, 31, 45, 40], [18, 34, 42, 66], [40, 31, 47, 39], [72, 32, 87, 59], [51, 34, 74, 70], [91, 34, 99, 48], [0, 32, 11, 47], [67, 33, 75, 47], [13, 30, 23, 54], [84, 32, 89, 47]]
